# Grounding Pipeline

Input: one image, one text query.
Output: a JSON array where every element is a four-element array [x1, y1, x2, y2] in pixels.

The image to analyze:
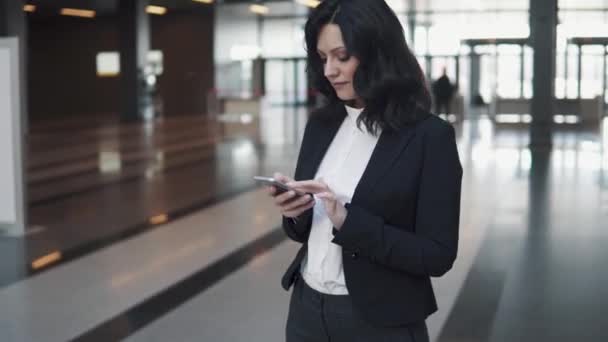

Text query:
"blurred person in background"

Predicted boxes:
[[264, 0, 462, 341], [432, 67, 455, 115]]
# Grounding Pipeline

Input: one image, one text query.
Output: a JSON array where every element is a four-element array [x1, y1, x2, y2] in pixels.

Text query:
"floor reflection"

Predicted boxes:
[[440, 114, 608, 341]]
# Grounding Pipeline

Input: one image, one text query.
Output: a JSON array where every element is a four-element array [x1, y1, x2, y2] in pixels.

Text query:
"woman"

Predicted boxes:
[[266, 0, 462, 341]]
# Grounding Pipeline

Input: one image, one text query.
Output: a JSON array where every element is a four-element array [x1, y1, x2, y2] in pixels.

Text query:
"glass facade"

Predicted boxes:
[[213, 0, 608, 108]]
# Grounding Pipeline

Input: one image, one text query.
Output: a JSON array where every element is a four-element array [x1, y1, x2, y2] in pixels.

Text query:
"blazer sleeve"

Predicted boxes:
[[282, 211, 313, 243], [281, 116, 317, 243], [332, 123, 462, 277]]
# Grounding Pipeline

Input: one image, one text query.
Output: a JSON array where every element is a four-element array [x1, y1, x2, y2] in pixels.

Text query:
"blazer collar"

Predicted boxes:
[[351, 124, 417, 204], [301, 103, 424, 204], [300, 103, 347, 181]]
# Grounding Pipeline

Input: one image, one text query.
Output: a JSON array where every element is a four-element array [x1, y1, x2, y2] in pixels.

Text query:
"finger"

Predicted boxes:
[[286, 180, 325, 188], [315, 192, 337, 201], [282, 194, 314, 211], [274, 191, 297, 205], [286, 180, 328, 193], [283, 200, 315, 217], [281, 194, 313, 210], [266, 186, 276, 196], [274, 172, 294, 183]]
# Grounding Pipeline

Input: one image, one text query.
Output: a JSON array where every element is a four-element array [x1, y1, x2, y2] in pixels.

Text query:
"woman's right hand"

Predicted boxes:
[[267, 172, 315, 218]]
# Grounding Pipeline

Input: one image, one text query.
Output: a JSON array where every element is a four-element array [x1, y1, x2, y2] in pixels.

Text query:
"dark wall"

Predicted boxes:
[[151, 9, 215, 117], [27, 7, 214, 120], [28, 15, 119, 120]]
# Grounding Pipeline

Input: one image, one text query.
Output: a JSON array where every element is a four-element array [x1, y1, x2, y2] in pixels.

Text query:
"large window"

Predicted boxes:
[[212, 0, 608, 104], [95, 51, 163, 78], [214, 3, 307, 99], [557, 2, 608, 100]]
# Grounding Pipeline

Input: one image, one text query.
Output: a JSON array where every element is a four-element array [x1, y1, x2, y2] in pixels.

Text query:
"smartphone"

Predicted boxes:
[[253, 176, 306, 197]]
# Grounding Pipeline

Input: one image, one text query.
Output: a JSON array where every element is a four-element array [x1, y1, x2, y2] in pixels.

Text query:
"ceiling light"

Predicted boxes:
[[193, 0, 214, 3], [250, 4, 270, 15], [60, 8, 96, 18], [146, 5, 167, 15], [295, 0, 321, 8], [23, 4, 36, 12]]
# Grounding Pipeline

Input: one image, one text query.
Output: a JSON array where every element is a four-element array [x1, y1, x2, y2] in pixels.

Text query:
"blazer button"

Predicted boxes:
[[351, 252, 358, 259]]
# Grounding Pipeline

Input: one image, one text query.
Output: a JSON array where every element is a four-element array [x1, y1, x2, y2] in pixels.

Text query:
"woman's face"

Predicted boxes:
[[317, 24, 362, 105]]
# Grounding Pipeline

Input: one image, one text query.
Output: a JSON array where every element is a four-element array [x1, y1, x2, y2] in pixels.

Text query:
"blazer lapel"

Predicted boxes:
[[351, 124, 417, 204], [298, 104, 347, 181]]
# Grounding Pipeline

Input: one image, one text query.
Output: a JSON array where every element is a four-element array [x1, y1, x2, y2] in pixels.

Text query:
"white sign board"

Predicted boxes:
[[0, 38, 25, 235]]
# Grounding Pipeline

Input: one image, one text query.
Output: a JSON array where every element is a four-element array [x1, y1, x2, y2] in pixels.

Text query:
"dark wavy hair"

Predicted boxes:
[[305, 0, 431, 134]]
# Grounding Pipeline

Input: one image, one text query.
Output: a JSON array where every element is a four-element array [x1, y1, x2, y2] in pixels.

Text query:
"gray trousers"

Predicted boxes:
[[286, 276, 430, 342]]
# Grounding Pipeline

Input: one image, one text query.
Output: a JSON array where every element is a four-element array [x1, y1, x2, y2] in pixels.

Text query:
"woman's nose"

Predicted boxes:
[[324, 60, 338, 78]]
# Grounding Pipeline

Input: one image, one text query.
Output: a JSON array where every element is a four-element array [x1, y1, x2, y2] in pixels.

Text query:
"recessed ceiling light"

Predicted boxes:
[[250, 4, 270, 15], [295, 0, 321, 8], [60, 8, 96, 18], [146, 5, 167, 15]]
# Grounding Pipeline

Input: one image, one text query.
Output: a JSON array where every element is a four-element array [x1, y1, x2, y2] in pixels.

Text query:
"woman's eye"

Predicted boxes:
[[338, 55, 350, 62]]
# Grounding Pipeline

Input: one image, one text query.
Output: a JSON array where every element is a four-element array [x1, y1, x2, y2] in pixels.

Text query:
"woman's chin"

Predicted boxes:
[[336, 93, 356, 101]]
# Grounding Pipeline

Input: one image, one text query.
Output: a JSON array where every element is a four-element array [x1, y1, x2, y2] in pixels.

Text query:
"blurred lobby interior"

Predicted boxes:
[[0, 0, 607, 341]]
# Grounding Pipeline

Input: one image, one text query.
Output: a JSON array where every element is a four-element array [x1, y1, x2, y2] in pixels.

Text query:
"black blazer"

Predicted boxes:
[[281, 102, 462, 327]]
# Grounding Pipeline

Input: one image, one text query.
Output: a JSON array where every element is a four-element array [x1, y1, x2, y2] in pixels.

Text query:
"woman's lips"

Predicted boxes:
[[332, 82, 348, 89]]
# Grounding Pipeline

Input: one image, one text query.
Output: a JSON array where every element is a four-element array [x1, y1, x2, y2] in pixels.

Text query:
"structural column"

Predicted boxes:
[[0, 1, 28, 237], [576, 44, 582, 99], [469, 50, 480, 105], [407, 0, 416, 46], [603, 45, 607, 104], [520, 44, 525, 98], [119, 0, 151, 121], [0, 1, 27, 51], [529, 0, 557, 148], [0, 0, 28, 132]]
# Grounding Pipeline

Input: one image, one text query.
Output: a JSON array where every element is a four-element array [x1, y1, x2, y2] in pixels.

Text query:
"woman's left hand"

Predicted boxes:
[[286, 179, 347, 230]]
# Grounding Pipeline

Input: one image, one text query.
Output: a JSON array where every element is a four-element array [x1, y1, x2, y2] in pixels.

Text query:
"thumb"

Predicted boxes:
[[316, 192, 336, 201], [274, 172, 293, 183]]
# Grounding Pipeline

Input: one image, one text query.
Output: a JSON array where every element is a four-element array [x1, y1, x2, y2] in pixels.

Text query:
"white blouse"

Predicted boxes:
[[301, 105, 381, 295]]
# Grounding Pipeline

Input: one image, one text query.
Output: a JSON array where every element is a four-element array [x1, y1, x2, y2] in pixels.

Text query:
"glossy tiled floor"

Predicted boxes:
[[0, 106, 607, 341], [0, 108, 304, 288]]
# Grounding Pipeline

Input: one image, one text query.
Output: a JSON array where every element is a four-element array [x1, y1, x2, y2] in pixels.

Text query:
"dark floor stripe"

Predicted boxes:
[[0, 184, 257, 289], [436, 223, 522, 342], [69, 226, 287, 342]]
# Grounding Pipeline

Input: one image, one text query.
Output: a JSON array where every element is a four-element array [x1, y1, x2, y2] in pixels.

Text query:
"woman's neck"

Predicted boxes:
[[345, 98, 365, 109]]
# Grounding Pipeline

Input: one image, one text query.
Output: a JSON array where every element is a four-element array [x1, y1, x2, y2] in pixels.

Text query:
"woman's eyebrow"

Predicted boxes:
[[317, 46, 346, 54]]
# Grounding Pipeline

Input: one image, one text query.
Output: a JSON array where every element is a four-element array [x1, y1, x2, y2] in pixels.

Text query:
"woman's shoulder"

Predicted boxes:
[[410, 108, 455, 137]]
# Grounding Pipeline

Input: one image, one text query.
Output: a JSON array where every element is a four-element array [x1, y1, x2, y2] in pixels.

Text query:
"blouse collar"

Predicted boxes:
[[344, 104, 364, 121]]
